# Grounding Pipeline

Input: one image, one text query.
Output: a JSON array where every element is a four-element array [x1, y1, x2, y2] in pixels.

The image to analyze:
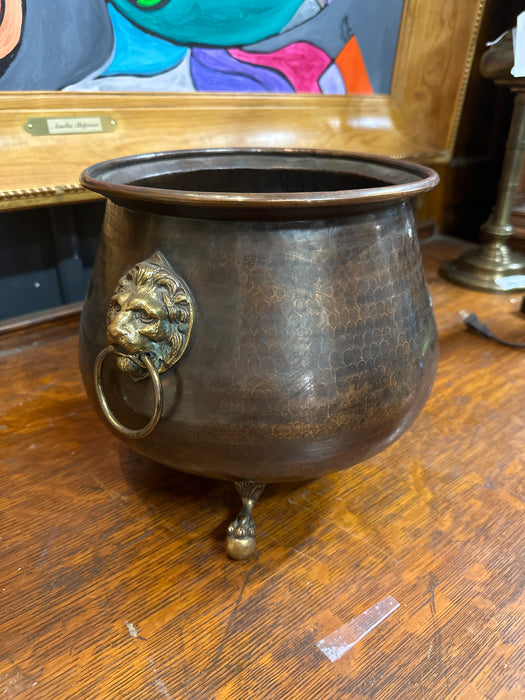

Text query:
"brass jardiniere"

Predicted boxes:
[[79, 148, 439, 559]]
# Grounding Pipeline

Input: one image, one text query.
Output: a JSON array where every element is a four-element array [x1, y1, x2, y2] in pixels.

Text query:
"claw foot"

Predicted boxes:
[[225, 481, 265, 560]]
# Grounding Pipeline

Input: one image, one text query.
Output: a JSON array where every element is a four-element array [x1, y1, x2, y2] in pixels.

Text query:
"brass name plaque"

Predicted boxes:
[[24, 116, 117, 136]]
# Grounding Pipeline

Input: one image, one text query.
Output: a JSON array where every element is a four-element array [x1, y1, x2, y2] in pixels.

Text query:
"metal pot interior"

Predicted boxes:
[[130, 167, 388, 194]]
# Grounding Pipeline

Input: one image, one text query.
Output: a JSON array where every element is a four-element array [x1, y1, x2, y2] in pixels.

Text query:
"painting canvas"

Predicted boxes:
[[0, 0, 404, 94]]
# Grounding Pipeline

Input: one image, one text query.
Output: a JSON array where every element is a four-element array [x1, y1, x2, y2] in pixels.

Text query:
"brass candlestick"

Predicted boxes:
[[442, 32, 525, 293]]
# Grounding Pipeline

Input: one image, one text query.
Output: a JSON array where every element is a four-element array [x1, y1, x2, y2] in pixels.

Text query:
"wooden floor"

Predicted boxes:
[[0, 239, 523, 699]]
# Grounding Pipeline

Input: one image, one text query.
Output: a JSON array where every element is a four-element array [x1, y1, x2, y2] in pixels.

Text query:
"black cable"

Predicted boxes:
[[459, 310, 525, 349]]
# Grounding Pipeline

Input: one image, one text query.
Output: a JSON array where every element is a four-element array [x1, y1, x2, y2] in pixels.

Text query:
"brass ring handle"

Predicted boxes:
[[94, 345, 164, 439]]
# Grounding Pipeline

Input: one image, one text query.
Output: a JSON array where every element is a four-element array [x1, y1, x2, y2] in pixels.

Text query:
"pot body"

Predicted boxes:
[[79, 150, 438, 482]]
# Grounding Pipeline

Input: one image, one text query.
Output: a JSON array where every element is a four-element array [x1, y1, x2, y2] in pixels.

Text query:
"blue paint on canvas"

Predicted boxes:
[[109, 0, 306, 47], [102, 4, 188, 77], [0, 0, 406, 95]]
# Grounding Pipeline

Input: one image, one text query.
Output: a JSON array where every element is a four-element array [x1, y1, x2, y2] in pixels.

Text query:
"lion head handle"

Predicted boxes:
[[106, 251, 196, 381]]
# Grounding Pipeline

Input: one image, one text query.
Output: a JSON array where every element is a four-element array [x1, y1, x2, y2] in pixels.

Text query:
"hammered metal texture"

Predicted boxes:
[[80, 198, 438, 483]]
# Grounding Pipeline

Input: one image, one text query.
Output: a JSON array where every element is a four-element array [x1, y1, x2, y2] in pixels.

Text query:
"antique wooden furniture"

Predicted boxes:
[[1, 238, 523, 698]]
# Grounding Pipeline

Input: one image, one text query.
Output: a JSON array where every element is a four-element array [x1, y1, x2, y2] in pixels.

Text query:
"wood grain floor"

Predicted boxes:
[[0, 239, 523, 699]]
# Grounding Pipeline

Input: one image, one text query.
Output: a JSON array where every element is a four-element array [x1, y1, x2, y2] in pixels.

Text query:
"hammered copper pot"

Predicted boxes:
[[79, 148, 439, 559]]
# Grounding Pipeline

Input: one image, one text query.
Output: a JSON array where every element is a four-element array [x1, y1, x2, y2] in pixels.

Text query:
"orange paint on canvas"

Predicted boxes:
[[0, 0, 23, 59], [335, 36, 373, 95]]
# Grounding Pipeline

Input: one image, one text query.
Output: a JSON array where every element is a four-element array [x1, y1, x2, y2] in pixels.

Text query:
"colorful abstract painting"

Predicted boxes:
[[0, 0, 404, 94]]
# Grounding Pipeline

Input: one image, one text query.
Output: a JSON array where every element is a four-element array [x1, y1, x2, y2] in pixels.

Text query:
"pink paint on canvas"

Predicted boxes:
[[229, 42, 331, 93]]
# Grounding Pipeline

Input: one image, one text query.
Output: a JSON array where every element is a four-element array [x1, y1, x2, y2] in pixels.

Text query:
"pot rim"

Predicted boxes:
[[80, 147, 439, 212]]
